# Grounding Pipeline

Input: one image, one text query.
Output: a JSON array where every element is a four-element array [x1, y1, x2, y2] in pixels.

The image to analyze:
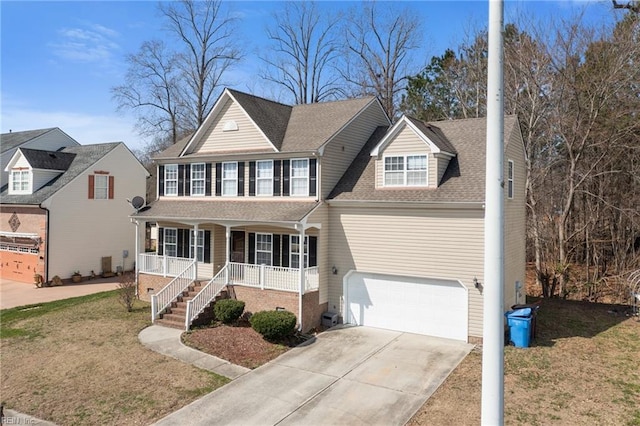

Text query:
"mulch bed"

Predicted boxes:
[[182, 321, 307, 369]]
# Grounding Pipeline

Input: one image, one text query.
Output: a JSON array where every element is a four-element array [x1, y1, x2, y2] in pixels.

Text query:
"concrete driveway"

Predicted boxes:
[[154, 326, 473, 426]]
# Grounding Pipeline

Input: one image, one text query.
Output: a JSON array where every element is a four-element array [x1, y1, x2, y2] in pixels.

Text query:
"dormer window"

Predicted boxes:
[[384, 155, 428, 187], [10, 170, 31, 194]]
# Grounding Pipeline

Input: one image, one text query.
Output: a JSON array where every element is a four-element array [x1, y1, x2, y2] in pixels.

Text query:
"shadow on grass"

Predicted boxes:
[[526, 296, 636, 347]]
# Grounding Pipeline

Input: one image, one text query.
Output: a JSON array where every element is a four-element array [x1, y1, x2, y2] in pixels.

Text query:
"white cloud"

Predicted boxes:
[[50, 23, 120, 64], [0, 108, 147, 152]]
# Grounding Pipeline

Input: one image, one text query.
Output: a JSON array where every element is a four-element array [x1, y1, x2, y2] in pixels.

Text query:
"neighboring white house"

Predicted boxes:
[[1, 141, 149, 284], [132, 88, 526, 342]]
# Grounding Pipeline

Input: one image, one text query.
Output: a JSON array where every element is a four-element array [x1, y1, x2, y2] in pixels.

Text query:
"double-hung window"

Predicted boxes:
[[290, 235, 309, 269], [11, 170, 30, 193], [94, 175, 109, 199], [255, 233, 272, 265], [256, 160, 273, 196], [164, 228, 178, 257], [222, 162, 238, 196], [291, 159, 309, 196], [190, 230, 205, 262], [191, 163, 205, 196], [164, 164, 178, 196], [384, 155, 427, 186]]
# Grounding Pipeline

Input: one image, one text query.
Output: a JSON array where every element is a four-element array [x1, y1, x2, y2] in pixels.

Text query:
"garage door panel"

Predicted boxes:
[[345, 273, 468, 341]]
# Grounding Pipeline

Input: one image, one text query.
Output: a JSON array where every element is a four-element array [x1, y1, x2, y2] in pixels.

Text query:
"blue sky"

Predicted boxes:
[[0, 0, 617, 152]]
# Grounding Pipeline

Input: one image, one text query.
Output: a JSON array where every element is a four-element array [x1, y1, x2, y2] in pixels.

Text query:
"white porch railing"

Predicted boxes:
[[151, 259, 196, 322], [139, 253, 193, 277], [185, 264, 228, 330], [228, 262, 319, 293]]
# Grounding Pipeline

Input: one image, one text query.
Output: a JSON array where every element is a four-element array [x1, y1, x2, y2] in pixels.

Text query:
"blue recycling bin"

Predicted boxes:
[[505, 308, 532, 348]]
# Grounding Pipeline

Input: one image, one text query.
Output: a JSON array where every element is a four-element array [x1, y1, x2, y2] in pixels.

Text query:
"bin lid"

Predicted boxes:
[[506, 307, 532, 318]]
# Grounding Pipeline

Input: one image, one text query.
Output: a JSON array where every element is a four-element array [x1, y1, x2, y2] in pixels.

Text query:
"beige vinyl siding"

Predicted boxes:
[[43, 144, 148, 279], [32, 170, 61, 192], [192, 98, 275, 154], [436, 155, 451, 186], [328, 206, 485, 338], [503, 123, 527, 310], [375, 125, 436, 188], [306, 203, 329, 303], [320, 102, 389, 198]]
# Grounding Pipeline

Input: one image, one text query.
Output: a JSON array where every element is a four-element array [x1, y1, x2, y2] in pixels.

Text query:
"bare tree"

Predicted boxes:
[[112, 0, 241, 143], [342, 2, 423, 119], [260, 1, 343, 104]]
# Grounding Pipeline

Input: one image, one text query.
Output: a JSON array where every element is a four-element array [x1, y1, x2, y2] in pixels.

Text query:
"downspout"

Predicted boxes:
[[39, 204, 50, 283], [132, 218, 139, 297]]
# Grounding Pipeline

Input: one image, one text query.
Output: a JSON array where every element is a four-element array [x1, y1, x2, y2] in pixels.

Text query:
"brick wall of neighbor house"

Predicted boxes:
[[0, 206, 47, 284], [137, 274, 173, 302], [230, 286, 324, 332]]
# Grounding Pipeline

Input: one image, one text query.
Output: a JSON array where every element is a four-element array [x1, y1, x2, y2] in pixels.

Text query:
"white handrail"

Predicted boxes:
[[185, 265, 229, 330], [227, 262, 319, 293], [151, 259, 196, 322]]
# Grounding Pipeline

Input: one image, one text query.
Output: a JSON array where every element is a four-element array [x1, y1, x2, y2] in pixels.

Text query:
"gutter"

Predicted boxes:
[[38, 203, 50, 283], [326, 199, 485, 210]]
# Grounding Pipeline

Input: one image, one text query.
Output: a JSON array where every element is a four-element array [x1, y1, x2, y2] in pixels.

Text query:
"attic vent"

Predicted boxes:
[[223, 120, 238, 132]]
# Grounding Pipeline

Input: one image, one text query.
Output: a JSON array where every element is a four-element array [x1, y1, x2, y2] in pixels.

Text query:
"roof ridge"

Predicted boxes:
[[226, 88, 292, 109]]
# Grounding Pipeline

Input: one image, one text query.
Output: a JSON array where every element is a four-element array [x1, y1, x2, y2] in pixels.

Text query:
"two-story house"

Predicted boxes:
[[0, 139, 149, 284], [133, 88, 526, 343]]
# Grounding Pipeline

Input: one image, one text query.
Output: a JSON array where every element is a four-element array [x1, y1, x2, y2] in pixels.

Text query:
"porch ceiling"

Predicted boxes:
[[132, 199, 320, 225]]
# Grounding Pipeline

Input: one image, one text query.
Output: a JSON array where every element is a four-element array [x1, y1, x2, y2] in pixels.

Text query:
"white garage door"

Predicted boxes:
[[344, 272, 468, 341]]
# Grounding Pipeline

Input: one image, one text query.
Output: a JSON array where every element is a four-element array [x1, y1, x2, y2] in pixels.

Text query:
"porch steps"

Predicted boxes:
[[156, 281, 229, 330]]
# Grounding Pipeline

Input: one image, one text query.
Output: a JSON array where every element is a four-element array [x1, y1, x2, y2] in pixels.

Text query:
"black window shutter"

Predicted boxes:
[[309, 158, 317, 197], [205, 163, 212, 196], [204, 230, 211, 264], [273, 160, 281, 196], [184, 164, 191, 196], [215, 163, 222, 196], [309, 236, 318, 267], [273, 234, 281, 266], [283, 160, 290, 196], [249, 161, 256, 196], [177, 229, 186, 258], [158, 165, 165, 196], [237, 162, 245, 196], [248, 233, 256, 264], [158, 227, 164, 255], [281, 234, 290, 267], [178, 165, 185, 196]]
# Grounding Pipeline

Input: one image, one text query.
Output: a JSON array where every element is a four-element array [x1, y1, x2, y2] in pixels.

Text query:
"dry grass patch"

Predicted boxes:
[[409, 298, 640, 426], [0, 291, 229, 425]]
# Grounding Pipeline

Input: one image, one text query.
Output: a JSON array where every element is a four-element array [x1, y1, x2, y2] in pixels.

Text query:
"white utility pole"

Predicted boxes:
[[481, 0, 505, 425]]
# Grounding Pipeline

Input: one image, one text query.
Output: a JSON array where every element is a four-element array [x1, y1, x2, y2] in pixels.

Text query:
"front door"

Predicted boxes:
[[231, 231, 245, 263]]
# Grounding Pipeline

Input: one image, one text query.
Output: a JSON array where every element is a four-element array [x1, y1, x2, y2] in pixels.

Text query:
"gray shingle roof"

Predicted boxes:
[[1, 128, 56, 153], [1, 143, 121, 205], [19, 148, 76, 170], [406, 116, 457, 154], [152, 133, 193, 160], [329, 115, 519, 203], [132, 199, 319, 223]]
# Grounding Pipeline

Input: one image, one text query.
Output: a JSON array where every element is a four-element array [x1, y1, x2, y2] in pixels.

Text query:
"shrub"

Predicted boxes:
[[118, 272, 137, 312], [214, 299, 245, 324], [250, 310, 297, 341]]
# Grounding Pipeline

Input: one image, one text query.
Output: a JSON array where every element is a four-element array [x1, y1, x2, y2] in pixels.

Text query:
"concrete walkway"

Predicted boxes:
[[139, 325, 250, 380], [0, 276, 121, 310], [152, 325, 473, 426]]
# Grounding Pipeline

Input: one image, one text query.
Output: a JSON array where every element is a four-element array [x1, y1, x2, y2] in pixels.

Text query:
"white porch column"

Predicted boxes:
[[193, 223, 199, 280], [298, 225, 305, 331], [133, 219, 140, 296], [225, 225, 231, 284]]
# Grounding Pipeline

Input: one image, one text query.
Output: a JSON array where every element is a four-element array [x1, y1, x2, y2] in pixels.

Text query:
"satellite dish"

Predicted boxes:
[[131, 196, 145, 210]]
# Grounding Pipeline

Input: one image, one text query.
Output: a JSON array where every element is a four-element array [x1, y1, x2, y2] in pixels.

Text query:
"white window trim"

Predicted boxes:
[[190, 163, 206, 196], [164, 164, 178, 197], [255, 233, 272, 266], [222, 161, 238, 197], [256, 160, 274, 196], [163, 228, 178, 257], [290, 158, 309, 196], [189, 229, 205, 262], [507, 159, 514, 199], [383, 154, 428, 187], [94, 175, 109, 200], [290, 235, 309, 269], [10, 169, 31, 194]]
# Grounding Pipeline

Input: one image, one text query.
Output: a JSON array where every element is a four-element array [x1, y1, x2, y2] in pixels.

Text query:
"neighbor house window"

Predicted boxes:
[[384, 155, 427, 186], [190, 230, 205, 262], [255, 233, 272, 265], [256, 160, 273, 196], [291, 159, 309, 196], [164, 164, 178, 196], [94, 175, 109, 199], [507, 160, 514, 199], [191, 163, 205, 196], [222, 162, 238, 196], [290, 235, 309, 269], [10, 170, 30, 193], [164, 228, 178, 257]]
